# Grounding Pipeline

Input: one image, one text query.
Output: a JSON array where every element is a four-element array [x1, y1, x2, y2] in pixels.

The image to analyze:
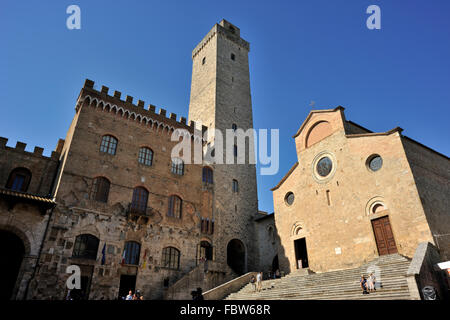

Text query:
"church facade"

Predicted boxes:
[[272, 107, 450, 274], [0, 20, 260, 300]]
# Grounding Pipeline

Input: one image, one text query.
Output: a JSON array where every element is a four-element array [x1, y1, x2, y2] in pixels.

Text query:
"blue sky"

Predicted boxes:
[[1, 0, 449, 214]]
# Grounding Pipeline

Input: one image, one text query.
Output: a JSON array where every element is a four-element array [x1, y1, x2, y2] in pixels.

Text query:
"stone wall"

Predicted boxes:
[[0, 138, 59, 300], [254, 214, 279, 273], [406, 242, 449, 300], [401, 137, 450, 260]]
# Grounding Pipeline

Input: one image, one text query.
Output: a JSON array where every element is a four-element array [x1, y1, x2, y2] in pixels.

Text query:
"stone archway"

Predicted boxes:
[[0, 230, 25, 300], [227, 239, 246, 275]]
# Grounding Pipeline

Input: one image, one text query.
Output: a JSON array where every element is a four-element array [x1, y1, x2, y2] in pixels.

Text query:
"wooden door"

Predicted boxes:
[[371, 216, 398, 255]]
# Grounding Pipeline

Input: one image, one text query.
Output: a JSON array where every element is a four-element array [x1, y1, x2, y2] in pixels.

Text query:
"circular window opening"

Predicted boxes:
[[285, 192, 295, 206], [367, 155, 383, 172], [316, 157, 333, 177]]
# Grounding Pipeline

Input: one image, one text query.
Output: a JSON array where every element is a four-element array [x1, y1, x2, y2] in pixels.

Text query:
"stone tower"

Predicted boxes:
[[188, 20, 258, 273]]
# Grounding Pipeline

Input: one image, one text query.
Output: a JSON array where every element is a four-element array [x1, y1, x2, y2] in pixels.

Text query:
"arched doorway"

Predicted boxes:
[[272, 255, 279, 273], [0, 230, 25, 300], [227, 239, 246, 275]]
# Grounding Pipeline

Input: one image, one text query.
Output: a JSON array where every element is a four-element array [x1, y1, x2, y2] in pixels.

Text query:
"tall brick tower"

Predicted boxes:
[[188, 20, 258, 273]]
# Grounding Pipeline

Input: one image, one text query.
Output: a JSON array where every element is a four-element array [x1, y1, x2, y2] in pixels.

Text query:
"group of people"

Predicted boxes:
[[125, 290, 144, 300], [360, 273, 377, 294]]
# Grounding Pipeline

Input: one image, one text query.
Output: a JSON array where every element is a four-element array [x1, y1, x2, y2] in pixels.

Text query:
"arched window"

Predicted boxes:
[[202, 167, 213, 184], [232, 179, 239, 193], [122, 241, 141, 265], [162, 247, 180, 270], [100, 135, 118, 155], [138, 147, 153, 166], [171, 158, 184, 175], [234, 144, 238, 157], [232, 123, 237, 131], [91, 177, 110, 203], [131, 187, 149, 214], [73, 234, 100, 260], [6, 167, 32, 192], [168, 195, 182, 218]]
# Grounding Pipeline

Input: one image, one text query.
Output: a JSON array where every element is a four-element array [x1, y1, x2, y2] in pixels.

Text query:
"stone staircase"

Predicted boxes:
[[226, 254, 413, 300]]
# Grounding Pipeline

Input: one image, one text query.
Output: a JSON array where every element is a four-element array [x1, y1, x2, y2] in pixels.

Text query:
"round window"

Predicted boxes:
[[316, 157, 333, 177], [368, 155, 383, 172], [285, 192, 294, 206]]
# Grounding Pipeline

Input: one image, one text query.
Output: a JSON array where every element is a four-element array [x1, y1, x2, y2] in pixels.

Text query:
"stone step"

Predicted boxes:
[[230, 291, 412, 300], [226, 254, 413, 300], [261, 272, 409, 288], [228, 286, 410, 299], [286, 261, 410, 279], [274, 276, 408, 289], [234, 283, 408, 297]]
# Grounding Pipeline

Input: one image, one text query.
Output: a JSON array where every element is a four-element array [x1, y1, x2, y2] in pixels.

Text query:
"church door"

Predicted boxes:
[[371, 216, 398, 255]]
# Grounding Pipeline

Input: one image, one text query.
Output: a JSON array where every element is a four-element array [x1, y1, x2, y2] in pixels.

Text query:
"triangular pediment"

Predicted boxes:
[[293, 106, 345, 138]]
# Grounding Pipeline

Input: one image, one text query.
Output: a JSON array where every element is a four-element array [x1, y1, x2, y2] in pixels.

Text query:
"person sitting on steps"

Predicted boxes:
[[360, 275, 369, 294]]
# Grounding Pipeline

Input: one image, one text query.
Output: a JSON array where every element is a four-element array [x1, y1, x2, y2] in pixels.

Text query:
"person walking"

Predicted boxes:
[[256, 272, 262, 292], [367, 273, 375, 292], [371, 273, 377, 291]]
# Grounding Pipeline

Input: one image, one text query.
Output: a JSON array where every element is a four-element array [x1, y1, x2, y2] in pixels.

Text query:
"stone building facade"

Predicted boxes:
[[272, 107, 450, 274], [0, 138, 59, 300], [254, 211, 280, 276], [0, 20, 260, 300]]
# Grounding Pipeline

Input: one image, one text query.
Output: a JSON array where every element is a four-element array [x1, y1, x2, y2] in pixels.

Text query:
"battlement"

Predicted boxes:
[[80, 79, 208, 139], [192, 19, 250, 59], [0, 137, 61, 160]]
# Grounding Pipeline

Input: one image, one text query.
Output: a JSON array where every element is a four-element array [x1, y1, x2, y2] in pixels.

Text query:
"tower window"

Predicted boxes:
[[6, 167, 32, 192], [73, 234, 99, 260], [138, 147, 153, 166], [232, 124, 237, 131], [91, 176, 110, 203], [202, 57, 206, 65], [231, 53, 235, 61], [162, 247, 180, 270], [122, 241, 141, 265], [202, 167, 213, 184], [100, 135, 118, 155], [234, 144, 238, 157], [232, 179, 239, 193], [168, 195, 182, 218], [171, 158, 184, 175], [130, 187, 149, 214]]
